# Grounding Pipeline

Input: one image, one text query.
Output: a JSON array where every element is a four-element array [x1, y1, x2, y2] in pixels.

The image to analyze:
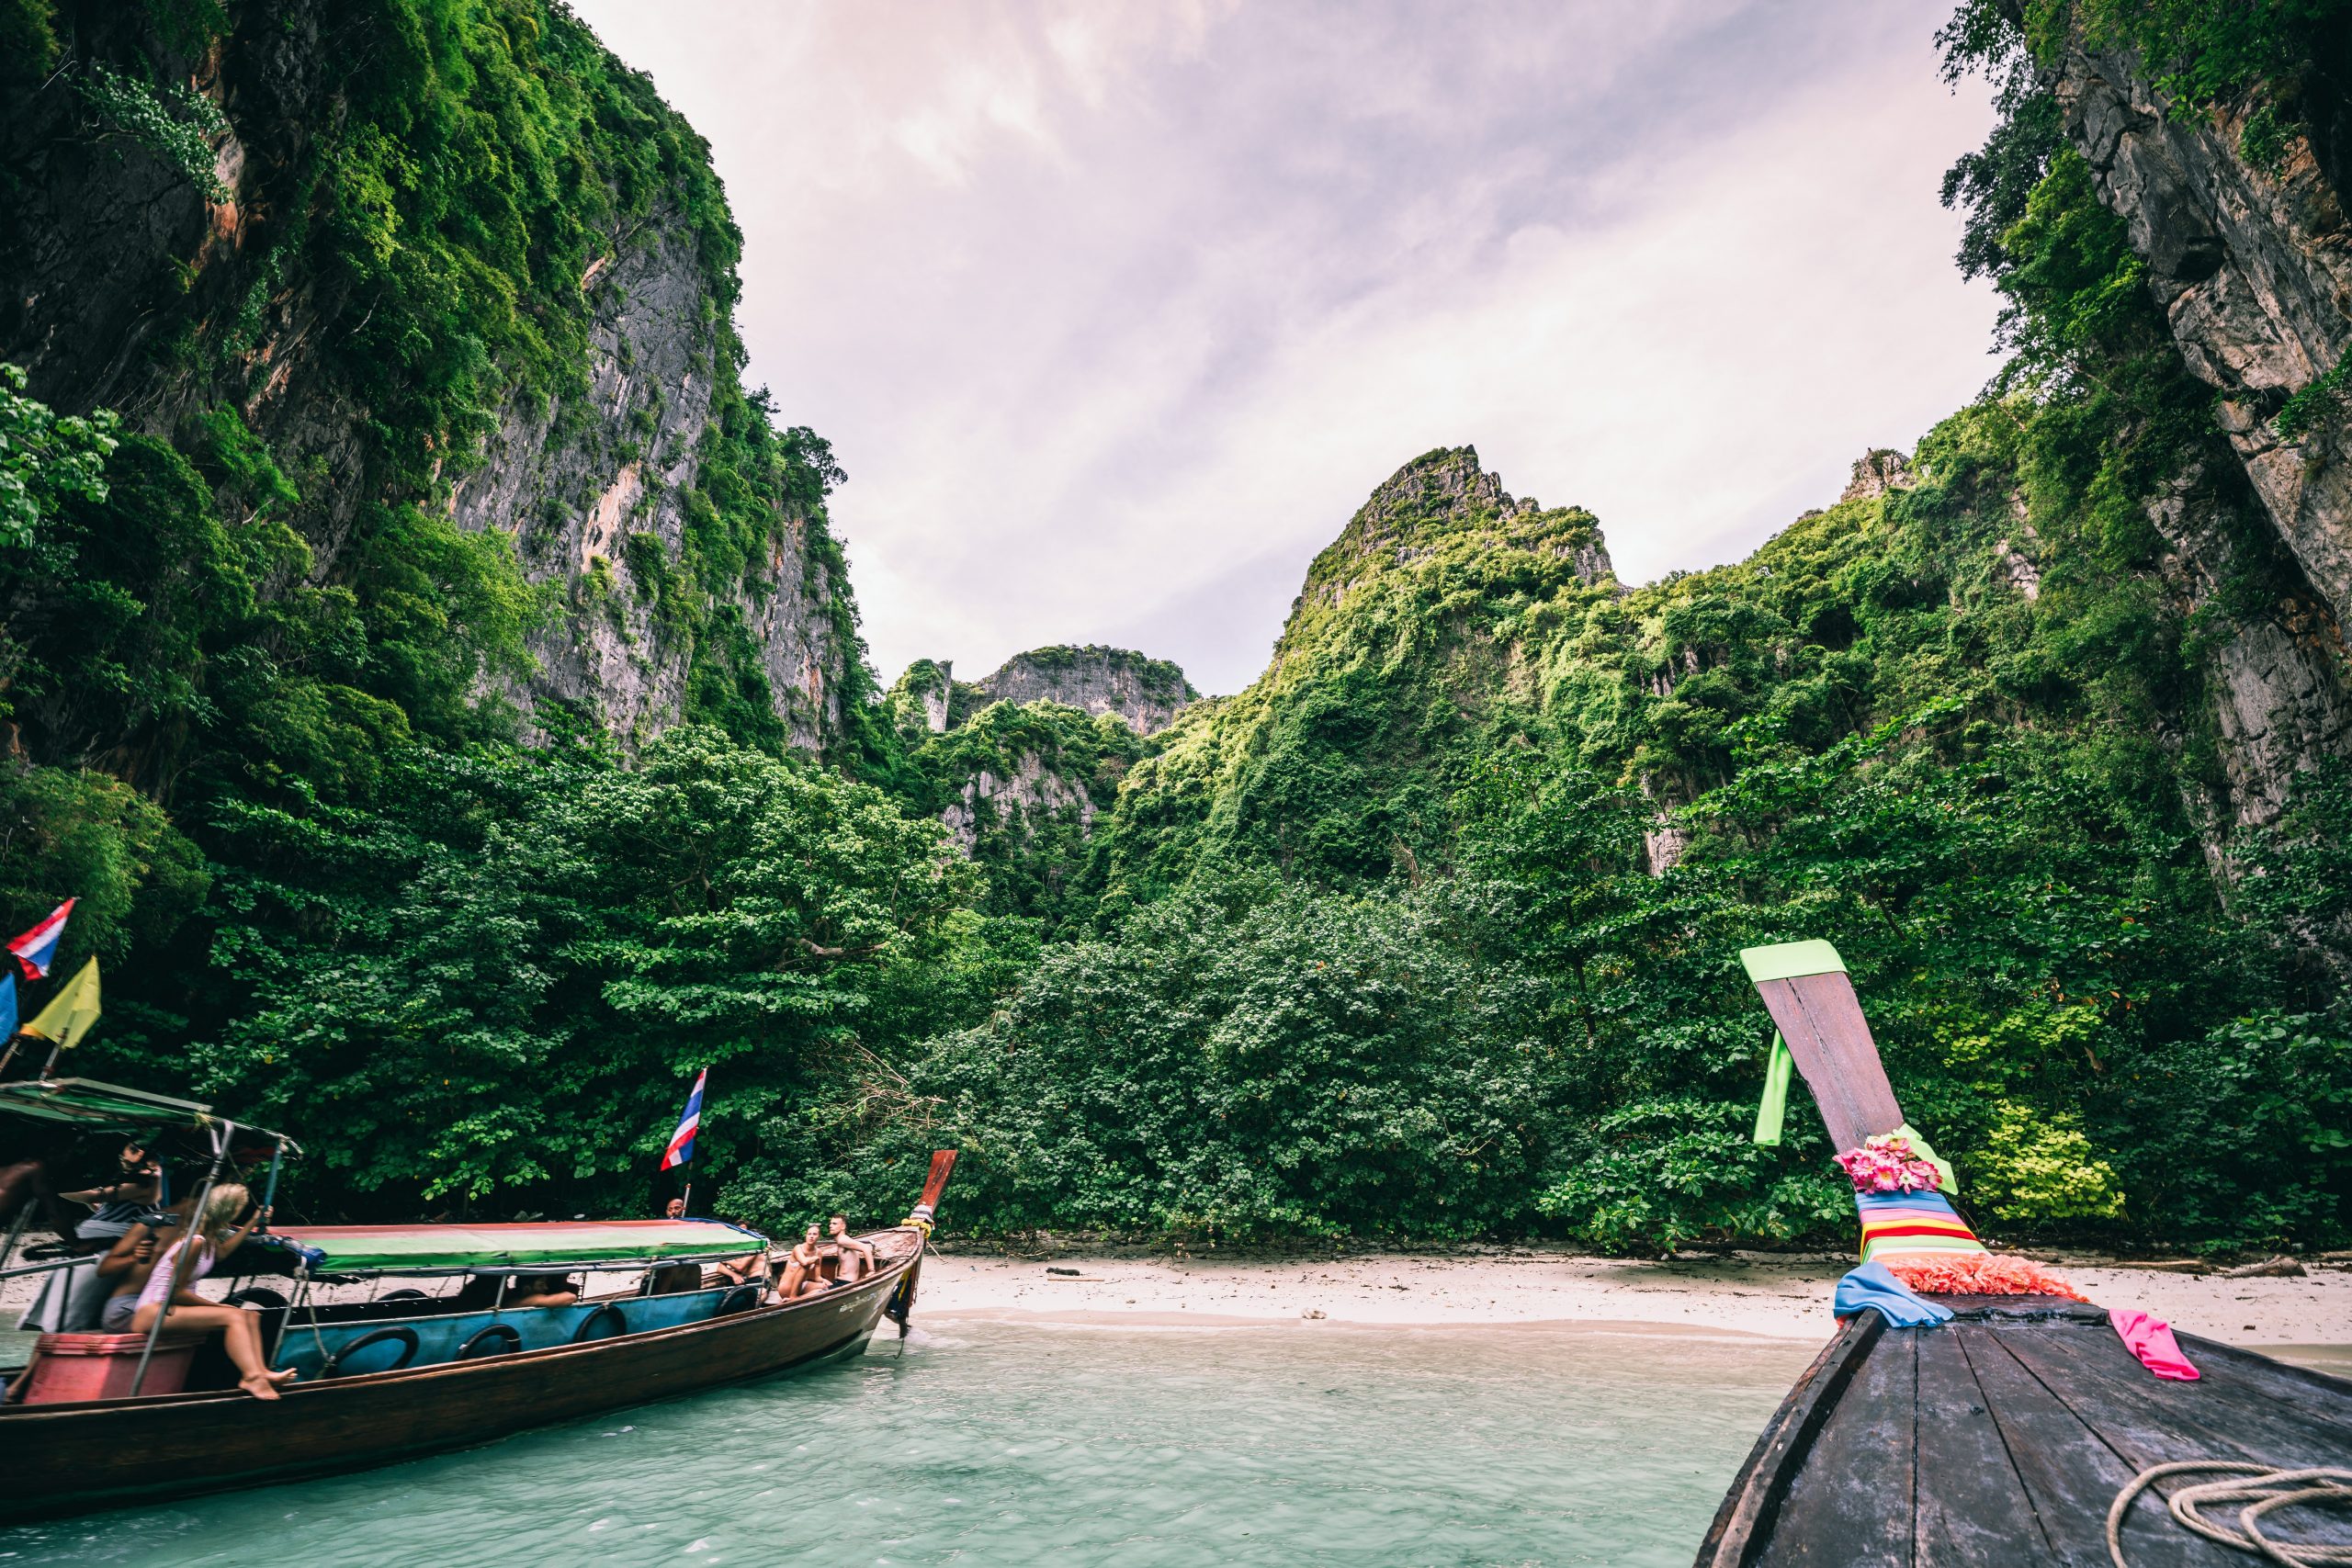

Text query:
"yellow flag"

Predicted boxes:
[[22, 957, 100, 1050]]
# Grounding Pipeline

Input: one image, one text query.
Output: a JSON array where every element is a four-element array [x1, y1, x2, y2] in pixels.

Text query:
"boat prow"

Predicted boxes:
[[1699, 1293, 2352, 1565], [1702, 943, 2352, 1565]]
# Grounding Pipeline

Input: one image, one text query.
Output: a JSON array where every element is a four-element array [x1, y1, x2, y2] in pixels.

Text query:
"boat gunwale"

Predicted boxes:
[[0, 1224, 921, 1421], [1692, 1310, 1882, 1568]]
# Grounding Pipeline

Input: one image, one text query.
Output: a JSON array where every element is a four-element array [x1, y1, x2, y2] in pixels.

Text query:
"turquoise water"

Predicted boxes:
[[0, 1320, 1815, 1567]]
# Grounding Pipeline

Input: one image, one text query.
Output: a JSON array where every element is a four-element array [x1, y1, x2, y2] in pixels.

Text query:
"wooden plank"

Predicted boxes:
[[1955, 1325, 2193, 1568], [2000, 1325, 2352, 1472], [1696, 1314, 1884, 1567], [1758, 1325, 1917, 1565], [1913, 1328, 2052, 1567], [1996, 1325, 2352, 1549], [1752, 975, 1904, 1151], [2173, 1333, 2352, 1441]]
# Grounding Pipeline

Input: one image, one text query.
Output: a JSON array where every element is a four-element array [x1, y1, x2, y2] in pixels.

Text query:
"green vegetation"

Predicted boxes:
[[1, 0, 2346, 1254], [0, 1, 900, 1217]]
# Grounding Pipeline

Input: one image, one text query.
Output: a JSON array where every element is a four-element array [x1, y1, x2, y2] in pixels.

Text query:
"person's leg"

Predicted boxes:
[[222, 1306, 294, 1389], [132, 1303, 292, 1398]]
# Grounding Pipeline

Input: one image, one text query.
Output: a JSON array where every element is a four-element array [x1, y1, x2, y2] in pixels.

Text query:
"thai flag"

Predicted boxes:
[[8, 900, 73, 981], [660, 1068, 706, 1170]]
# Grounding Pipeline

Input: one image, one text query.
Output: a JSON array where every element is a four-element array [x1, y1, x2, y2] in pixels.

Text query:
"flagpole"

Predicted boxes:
[[682, 1066, 702, 1216], [663, 1067, 706, 1218]]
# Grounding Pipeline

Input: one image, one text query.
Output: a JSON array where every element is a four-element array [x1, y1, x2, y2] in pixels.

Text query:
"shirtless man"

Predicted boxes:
[[827, 1216, 876, 1284], [774, 1224, 828, 1301], [505, 1273, 580, 1309], [711, 1247, 768, 1289]]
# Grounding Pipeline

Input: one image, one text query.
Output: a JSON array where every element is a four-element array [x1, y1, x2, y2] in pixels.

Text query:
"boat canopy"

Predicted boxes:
[[265, 1218, 767, 1275], [0, 1077, 300, 1150]]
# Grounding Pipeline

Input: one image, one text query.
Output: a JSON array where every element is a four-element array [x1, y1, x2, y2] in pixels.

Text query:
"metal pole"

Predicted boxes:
[[0, 1198, 29, 1275], [130, 1119, 232, 1396], [259, 1139, 285, 1220], [0, 1033, 21, 1079]]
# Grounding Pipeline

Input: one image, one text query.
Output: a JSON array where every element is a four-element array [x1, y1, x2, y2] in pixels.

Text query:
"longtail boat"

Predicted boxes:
[[0, 1077, 958, 1522], [1696, 942, 2352, 1567]]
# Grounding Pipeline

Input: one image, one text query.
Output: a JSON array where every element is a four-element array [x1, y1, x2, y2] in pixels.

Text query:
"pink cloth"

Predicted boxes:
[[2110, 1308, 2199, 1381]]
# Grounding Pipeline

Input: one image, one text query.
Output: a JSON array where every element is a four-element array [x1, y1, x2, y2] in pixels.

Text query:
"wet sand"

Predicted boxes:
[[917, 1247, 2352, 1351]]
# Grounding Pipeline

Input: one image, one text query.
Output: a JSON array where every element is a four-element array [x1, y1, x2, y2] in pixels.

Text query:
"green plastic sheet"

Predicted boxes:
[[270, 1219, 767, 1274], [0, 1077, 212, 1131]]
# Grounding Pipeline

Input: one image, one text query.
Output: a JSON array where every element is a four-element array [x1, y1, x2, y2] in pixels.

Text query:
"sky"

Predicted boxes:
[[570, 1, 2001, 697]]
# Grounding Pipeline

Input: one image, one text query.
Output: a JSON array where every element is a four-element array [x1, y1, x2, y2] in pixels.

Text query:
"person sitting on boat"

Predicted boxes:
[[647, 1258, 703, 1294], [59, 1141, 159, 1249], [91, 1168, 213, 1330], [708, 1247, 767, 1289], [505, 1273, 580, 1309], [774, 1224, 830, 1300], [450, 1273, 509, 1312], [124, 1182, 290, 1401], [827, 1216, 876, 1283], [664, 1198, 685, 1220]]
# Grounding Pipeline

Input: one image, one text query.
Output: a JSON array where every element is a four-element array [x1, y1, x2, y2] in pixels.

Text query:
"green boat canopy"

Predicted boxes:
[[267, 1219, 768, 1275], [0, 1077, 300, 1150]]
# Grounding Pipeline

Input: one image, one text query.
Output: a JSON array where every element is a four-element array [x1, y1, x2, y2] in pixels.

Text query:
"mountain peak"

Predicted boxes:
[[1307, 446, 1613, 599]]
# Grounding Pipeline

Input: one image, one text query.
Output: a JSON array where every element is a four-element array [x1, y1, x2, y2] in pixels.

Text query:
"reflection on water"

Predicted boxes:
[[0, 1320, 1815, 1568]]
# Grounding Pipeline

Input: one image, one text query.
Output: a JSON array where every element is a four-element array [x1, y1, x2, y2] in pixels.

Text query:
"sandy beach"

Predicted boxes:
[[916, 1247, 2352, 1354]]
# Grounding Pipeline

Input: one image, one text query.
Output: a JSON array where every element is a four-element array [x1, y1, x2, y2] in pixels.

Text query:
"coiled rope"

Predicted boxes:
[[2107, 1461, 2352, 1567]]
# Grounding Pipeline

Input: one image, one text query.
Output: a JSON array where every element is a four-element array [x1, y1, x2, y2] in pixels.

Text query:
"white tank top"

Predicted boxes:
[[135, 1235, 212, 1314]]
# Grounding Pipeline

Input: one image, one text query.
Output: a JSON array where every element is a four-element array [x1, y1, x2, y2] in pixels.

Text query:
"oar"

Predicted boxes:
[[886, 1148, 958, 1342]]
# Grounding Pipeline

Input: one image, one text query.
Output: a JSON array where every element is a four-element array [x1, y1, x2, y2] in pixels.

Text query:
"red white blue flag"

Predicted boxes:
[[8, 899, 73, 981], [660, 1068, 707, 1170]]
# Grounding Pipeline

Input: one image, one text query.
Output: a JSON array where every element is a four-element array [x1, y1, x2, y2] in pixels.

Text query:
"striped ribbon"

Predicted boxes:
[[1854, 1188, 1986, 1266]]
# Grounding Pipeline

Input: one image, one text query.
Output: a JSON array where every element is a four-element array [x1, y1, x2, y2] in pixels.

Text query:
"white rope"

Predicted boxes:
[[2109, 1461, 2352, 1567]]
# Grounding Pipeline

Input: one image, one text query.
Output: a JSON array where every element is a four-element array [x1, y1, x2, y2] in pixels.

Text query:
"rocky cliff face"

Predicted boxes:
[[2051, 42, 2352, 631], [0, 2, 858, 761], [881, 647, 1181, 919], [971, 646, 1197, 736], [2045, 35, 2352, 829], [1091, 446, 1625, 896], [448, 222, 844, 749], [1294, 446, 1614, 621]]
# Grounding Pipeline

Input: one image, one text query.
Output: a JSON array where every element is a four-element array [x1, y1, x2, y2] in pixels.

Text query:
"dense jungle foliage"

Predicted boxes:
[[1, 0, 2347, 1252]]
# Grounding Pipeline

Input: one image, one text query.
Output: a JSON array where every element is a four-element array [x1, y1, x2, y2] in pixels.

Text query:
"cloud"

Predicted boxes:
[[571, 1, 1997, 695]]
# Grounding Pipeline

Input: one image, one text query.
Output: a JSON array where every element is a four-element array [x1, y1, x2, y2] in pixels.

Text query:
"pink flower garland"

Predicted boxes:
[[1833, 1134, 1944, 1195]]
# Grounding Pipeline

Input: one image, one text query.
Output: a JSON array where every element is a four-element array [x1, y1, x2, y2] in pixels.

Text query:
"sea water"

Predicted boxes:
[[0, 1320, 1815, 1568]]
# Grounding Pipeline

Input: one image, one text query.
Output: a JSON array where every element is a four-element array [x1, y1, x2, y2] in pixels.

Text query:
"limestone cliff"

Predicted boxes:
[[1092, 446, 1623, 895], [2042, 28, 2352, 828], [0, 1, 860, 765], [881, 647, 1186, 925], [971, 646, 1196, 736]]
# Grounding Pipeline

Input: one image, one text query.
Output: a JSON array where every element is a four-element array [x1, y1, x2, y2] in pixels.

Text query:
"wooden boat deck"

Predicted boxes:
[[1699, 1296, 2352, 1566]]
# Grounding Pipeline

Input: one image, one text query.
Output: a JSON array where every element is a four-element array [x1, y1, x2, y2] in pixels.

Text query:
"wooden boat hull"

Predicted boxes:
[[1697, 1294, 2352, 1566], [0, 1230, 921, 1523]]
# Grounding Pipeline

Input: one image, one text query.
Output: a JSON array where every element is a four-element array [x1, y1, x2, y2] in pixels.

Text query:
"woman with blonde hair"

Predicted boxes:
[[127, 1182, 290, 1401]]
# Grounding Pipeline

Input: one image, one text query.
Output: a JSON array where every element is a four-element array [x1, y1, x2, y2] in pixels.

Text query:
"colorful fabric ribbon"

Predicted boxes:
[[2110, 1308, 2199, 1381], [1752, 1032, 1793, 1145], [1835, 1260, 1953, 1327], [1855, 1188, 1987, 1266]]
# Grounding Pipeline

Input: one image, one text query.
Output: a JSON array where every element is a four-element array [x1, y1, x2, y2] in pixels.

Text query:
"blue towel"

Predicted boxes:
[[1834, 1259, 1953, 1327]]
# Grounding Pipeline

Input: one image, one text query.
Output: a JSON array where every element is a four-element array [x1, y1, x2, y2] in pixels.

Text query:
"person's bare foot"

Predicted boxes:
[[239, 1373, 284, 1400], [265, 1366, 298, 1384]]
